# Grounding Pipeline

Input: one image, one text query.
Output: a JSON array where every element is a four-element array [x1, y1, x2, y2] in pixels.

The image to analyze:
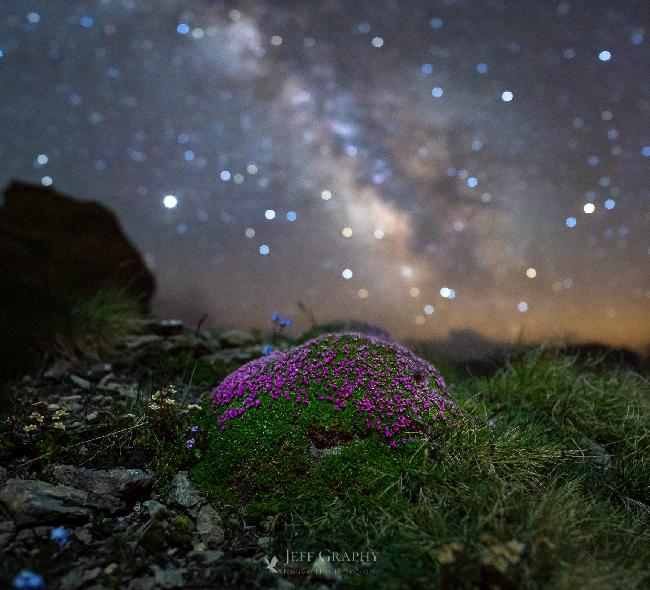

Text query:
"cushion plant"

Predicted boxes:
[[212, 332, 455, 448]]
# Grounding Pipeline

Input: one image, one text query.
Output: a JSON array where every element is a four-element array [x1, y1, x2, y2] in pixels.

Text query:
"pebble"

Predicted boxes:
[[196, 505, 225, 547], [70, 374, 92, 389], [167, 472, 204, 512]]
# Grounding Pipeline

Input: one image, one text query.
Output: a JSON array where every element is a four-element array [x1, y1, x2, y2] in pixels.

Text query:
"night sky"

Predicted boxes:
[[1, 0, 649, 349]]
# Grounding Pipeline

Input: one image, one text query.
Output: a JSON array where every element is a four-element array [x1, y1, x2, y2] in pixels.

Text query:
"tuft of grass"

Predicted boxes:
[[458, 349, 650, 513], [55, 288, 143, 358], [191, 347, 649, 589]]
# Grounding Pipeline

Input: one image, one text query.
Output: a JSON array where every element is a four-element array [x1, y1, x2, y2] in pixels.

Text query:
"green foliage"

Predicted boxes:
[[170, 514, 194, 551], [139, 518, 167, 553], [57, 288, 143, 358], [33, 430, 77, 464], [458, 349, 650, 511], [192, 349, 650, 589], [129, 386, 208, 480], [296, 321, 391, 343], [150, 354, 237, 387]]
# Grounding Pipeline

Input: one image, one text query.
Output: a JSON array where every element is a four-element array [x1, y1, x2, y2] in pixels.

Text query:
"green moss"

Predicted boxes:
[[171, 514, 194, 551], [152, 354, 237, 386], [190, 349, 649, 589], [139, 519, 166, 553], [33, 430, 80, 466]]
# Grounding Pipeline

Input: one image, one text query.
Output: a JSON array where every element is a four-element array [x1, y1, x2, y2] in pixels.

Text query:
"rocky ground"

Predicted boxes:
[[0, 320, 303, 590], [2, 318, 649, 590]]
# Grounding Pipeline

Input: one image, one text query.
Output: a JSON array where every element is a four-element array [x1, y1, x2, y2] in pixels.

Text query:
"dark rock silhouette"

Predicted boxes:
[[0, 180, 154, 304], [0, 180, 154, 382], [559, 343, 641, 371]]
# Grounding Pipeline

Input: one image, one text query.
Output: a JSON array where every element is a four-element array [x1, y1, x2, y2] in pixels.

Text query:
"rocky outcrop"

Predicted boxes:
[[0, 180, 155, 381], [0, 180, 154, 305], [0, 479, 94, 526], [45, 465, 154, 512], [195, 505, 224, 547], [167, 471, 204, 513], [0, 318, 263, 587]]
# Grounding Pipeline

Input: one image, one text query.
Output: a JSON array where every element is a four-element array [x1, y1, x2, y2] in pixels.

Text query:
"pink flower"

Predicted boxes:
[[212, 333, 456, 446]]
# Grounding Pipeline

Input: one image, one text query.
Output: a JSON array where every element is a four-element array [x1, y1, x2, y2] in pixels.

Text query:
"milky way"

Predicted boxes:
[[1, 0, 649, 349]]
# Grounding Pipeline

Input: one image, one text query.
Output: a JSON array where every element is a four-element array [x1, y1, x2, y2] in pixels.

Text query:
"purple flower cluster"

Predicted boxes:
[[212, 333, 455, 447], [185, 425, 199, 449], [272, 312, 293, 328]]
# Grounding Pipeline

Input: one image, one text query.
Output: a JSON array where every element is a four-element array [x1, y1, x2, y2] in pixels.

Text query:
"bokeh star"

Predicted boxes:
[[1, 0, 648, 349]]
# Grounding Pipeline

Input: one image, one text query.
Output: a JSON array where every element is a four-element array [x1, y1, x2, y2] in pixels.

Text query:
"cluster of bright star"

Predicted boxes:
[[3, 1, 648, 343]]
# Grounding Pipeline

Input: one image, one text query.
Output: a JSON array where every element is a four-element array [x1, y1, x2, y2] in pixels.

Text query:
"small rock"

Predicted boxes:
[[125, 334, 163, 349], [202, 549, 224, 564], [257, 536, 271, 549], [60, 566, 100, 590], [44, 359, 73, 380], [196, 505, 225, 547], [97, 374, 123, 392], [218, 329, 256, 348], [86, 363, 113, 381], [60, 567, 85, 590], [0, 516, 15, 548], [16, 526, 50, 543], [205, 347, 260, 364], [84, 568, 102, 584], [70, 374, 92, 390], [0, 479, 93, 526], [187, 546, 224, 564], [311, 556, 341, 581], [86, 411, 99, 421], [167, 472, 204, 512], [144, 319, 184, 336], [160, 333, 207, 354], [61, 395, 83, 412], [104, 563, 118, 575], [127, 577, 155, 590], [142, 499, 166, 518], [74, 525, 93, 544], [582, 438, 612, 468], [309, 444, 342, 462], [46, 465, 154, 512], [151, 565, 185, 589]]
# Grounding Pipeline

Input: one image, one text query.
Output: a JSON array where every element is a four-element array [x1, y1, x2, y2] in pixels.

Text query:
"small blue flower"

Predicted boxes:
[[188, 425, 199, 433], [12, 570, 45, 590], [280, 319, 293, 327], [50, 526, 71, 548], [185, 438, 195, 449], [271, 312, 283, 322], [262, 344, 274, 355]]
